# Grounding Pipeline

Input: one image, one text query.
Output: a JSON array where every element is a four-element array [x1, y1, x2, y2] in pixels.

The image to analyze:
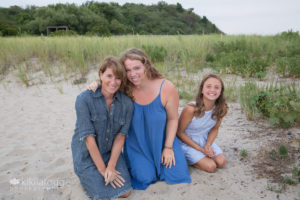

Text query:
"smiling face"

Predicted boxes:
[[202, 77, 222, 102], [100, 67, 121, 96], [124, 59, 147, 86]]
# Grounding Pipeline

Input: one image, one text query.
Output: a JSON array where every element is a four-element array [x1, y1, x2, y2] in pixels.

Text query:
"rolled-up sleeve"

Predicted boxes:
[[119, 100, 134, 136], [75, 94, 96, 141]]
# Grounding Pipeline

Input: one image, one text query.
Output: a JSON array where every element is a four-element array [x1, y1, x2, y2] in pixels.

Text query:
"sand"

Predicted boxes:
[[0, 70, 299, 200]]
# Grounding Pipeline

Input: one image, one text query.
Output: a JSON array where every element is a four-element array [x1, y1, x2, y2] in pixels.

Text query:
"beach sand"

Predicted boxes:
[[0, 71, 299, 200]]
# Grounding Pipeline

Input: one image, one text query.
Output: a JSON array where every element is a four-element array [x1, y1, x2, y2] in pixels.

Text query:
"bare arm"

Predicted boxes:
[[161, 80, 178, 168], [103, 134, 126, 188], [203, 119, 222, 157], [177, 105, 205, 153], [85, 136, 106, 176], [164, 82, 178, 148], [206, 119, 222, 146], [107, 134, 126, 170]]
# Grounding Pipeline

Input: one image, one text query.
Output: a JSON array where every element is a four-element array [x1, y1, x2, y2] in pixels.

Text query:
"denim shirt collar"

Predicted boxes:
[[93, 85, 121, 102]]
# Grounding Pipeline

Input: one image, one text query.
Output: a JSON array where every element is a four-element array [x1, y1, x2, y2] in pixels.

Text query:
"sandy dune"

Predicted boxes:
[[0, 71, 299, 200]]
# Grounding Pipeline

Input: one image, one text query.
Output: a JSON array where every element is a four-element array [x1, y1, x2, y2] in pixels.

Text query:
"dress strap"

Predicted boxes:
[[159, 79, 166, 94]]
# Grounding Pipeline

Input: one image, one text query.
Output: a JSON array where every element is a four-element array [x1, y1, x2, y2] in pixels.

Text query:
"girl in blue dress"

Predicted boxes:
[[72, 57, 133, 199], [177, 74, 228, 173]]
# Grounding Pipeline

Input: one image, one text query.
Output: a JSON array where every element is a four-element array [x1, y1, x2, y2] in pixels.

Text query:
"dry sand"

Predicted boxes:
[[0, 71, 299, 200]]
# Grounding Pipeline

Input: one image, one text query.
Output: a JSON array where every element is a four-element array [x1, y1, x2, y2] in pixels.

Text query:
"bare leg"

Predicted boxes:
[[193, 157, 216, 173], [119, 191, 131, 198], [213, 154, 226, 168]]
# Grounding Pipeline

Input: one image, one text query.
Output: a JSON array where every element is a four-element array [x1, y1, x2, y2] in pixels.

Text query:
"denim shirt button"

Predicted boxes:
[[106, 138, 108, 141], [107, 129, 109, 133]]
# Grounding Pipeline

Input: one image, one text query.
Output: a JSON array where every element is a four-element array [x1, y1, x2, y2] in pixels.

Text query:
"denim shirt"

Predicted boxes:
[[71, 86, 134, 172]]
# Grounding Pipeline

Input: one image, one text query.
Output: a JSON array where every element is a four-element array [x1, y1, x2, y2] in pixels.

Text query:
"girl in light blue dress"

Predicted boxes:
[[177, 74, 228, 173]]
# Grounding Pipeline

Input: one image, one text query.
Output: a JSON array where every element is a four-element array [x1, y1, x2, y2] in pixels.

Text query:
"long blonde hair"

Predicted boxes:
[[193, 74, 228, 120], [120, 48, 163, 99]]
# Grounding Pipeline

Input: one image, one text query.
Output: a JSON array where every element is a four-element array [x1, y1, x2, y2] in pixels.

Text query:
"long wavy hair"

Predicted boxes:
[[120, 48, 163, 99], [193, 74, 228, 120], [98, 56, 127, 93]]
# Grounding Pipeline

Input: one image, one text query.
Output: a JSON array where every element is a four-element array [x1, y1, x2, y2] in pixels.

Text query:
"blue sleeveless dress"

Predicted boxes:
[[124, 80, 191, 190]]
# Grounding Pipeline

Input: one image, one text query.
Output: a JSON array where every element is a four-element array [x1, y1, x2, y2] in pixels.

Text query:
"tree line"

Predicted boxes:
[[0, 1, 223, 36]]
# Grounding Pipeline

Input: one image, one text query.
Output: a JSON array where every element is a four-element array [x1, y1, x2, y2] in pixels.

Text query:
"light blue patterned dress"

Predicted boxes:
[[180, 102, 223, 165]]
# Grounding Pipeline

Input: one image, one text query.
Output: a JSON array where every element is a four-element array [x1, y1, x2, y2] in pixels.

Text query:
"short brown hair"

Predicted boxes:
[[98, 56, 126, 92]]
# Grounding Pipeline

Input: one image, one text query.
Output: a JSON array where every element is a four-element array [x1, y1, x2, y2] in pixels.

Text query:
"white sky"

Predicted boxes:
[[1, 0, 299, 35]]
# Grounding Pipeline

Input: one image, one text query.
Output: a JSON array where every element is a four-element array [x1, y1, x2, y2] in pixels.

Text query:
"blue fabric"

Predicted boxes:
[[124, 80, 191, 190], [71, 86, 133, 199], [180, 102, 223, 165]]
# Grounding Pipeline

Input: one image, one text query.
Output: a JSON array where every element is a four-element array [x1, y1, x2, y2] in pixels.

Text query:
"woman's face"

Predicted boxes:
[[99, 67, 121, 96], [202, 77, 222, 102], [124, 59, 147, 86]]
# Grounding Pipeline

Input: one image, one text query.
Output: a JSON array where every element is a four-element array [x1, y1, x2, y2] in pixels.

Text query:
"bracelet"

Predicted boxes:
[[164, 145, 173, 149]]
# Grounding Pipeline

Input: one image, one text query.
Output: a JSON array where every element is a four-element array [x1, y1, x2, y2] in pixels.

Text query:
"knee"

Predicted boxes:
[[216, 156, 226, 168], [205, 162, 217, 173], [120, 191, 131, 198]]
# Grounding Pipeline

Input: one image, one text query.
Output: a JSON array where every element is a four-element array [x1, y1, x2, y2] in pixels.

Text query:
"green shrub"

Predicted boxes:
[[276, 56, 300, 77], [240, 149, 248, 158], [283, 177, 294, 185], [208, 39, 269, 79], [49, 30, 78, 37], [205, 52, 215, 62], [239, 83, 300, 128], [142, 45, 167, 62], [277, 30, 300, 40], [279, 145, 288, 157]]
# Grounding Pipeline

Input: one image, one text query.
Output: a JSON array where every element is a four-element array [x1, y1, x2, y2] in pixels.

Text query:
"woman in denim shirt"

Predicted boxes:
[[71, 57, 133, 200]]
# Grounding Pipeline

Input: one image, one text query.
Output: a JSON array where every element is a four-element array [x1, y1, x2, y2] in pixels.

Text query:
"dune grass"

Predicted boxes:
[[0, 34, 299, 127], [1, 33, 298, 81]]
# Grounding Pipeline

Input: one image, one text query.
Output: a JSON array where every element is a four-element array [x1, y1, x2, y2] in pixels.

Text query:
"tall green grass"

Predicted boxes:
[[1, 34, 299, 82], [0, 34, 299, 127]]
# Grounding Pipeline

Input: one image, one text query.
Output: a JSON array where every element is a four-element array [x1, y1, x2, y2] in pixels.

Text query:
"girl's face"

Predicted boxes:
[[202, 77, 222, 102], [124, 59, 147, 86], [100, 67, 121, 96]]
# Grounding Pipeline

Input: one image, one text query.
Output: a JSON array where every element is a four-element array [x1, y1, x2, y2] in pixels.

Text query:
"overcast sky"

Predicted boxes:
[[1, 0, 299, 35]]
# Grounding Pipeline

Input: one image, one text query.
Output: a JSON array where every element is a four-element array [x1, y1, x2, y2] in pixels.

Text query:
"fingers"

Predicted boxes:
[[105, 170, 125, 189], [113, 177, 125, 188], [87, 82, 98, 92], [116, 174, 125, 183], [162, 155, 175, 168], [110, 181, 116, 189], [161, 148, 176, 168], [104, 171, 109, 185]]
